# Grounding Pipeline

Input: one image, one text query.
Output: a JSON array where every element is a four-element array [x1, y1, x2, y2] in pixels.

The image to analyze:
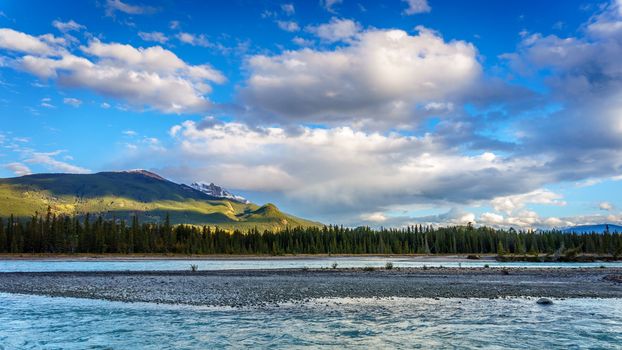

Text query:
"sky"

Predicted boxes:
[[1, 0, 622, 229]]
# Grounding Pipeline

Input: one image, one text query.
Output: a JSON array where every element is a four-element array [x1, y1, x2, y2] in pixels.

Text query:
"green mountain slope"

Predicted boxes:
[[0, 170, 321, 230]]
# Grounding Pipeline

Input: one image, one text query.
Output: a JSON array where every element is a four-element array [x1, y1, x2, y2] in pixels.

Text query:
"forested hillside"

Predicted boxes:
[[0, 170, 319, 230]]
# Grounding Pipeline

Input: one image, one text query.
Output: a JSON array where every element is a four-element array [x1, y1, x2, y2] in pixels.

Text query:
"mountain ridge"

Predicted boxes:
[[561, 224, 622, 234], [0, 170, 320, 230], [189, 182, 249, 204]]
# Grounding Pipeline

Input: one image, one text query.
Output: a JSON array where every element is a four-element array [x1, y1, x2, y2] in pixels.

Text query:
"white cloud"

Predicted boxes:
[[176, 32, 211, 47], [0, 28, 58, 56], [477, 210, 622, 230], [360, 212, 387, 223], [501, 0, 622, 189], [424, 101, 454, 112], [292, 36, 313, 46], [169, 20, 180, 30], [52, 20, 85, 32], [402, 0, 431, 15], [480, 212, 504, 225], [600, 201, 614, 211], [105, 0, 158, 16], [3, 162, 32, 176], [242, 26, 480, 125], [478, 210, 574, 230], [281, 4, 295, 15], [123, 130, 137, 136], [40, 97, 55, 108], [490, 189, 566, 215], [277, 21, 300, 32], [138, 31, 168, 44], [24, 151, 90, 174], [100, 102, 111, 109], [413, 208, 476, 226], [321, 0, 343, 13], [306, 18, 361, 42], [63, 97, 82, 107], [144, 119, 552, 219], [2, 28, 226, 114]]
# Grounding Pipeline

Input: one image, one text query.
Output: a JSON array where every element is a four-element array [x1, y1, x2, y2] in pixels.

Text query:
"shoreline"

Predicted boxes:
[[0, 253, 499, 261], [1, 267, 621, 307], [1, 253, 619, 262]]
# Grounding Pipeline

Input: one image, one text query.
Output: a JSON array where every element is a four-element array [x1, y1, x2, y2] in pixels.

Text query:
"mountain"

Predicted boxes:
[[0, 170, 320, 230], [561, 224, 622, 234], [189, 182, 249, 204]]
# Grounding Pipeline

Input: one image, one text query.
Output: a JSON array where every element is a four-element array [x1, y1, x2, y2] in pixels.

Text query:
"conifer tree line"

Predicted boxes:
[[0, 212, 621, 255]]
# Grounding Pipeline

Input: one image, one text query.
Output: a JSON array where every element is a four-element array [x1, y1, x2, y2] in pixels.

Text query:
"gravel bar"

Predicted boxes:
[[1, 267, 621, 307]]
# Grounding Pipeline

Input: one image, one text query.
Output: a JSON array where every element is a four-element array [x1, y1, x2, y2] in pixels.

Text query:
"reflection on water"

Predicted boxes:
[[1, 257, 622, 272], [0, 293, 620, 349]]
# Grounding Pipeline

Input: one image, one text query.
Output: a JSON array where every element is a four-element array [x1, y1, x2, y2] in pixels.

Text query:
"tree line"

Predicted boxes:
[[0, 212, 621, 256]]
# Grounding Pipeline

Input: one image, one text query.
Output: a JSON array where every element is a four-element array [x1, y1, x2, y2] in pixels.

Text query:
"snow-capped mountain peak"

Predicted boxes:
[[189, 182, 249, 204]]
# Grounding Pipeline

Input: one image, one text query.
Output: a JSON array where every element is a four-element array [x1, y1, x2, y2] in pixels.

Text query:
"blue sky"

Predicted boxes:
[[1, 0, 621, 228]]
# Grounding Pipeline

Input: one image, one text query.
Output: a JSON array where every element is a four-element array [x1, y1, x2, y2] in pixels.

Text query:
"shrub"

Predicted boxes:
[[190, 264, 198, 272], [385, 262, 394, 270], [363, 266, 375, 272], [467, 255, 480, 260], [332, 262, 338, 269], [484, 264, 490, 268]]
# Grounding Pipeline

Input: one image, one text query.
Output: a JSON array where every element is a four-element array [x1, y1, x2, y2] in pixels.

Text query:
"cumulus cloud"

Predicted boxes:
[[241, 26, 481, 126], [138, 31, 168, 44], [0, 28, 225, 114], [0, 28, 59, 56], [292, 36, 313, 46], [3, 162, 32, 176], [600, 202, 614, 211], [491, 189, 566, 215], [277, 20, 300, 32], [360, 212, 388, 223], [477, 210, 622, 230], [412, 208, 476, 226], [478, 210, 573, 230], [402, 0, 431, 15], [502, 0, 622, 185], [176, 32, 210, 47], [306, 18, 361, 42], [121, 118, 558, 222], [52, 20, 85, 33]]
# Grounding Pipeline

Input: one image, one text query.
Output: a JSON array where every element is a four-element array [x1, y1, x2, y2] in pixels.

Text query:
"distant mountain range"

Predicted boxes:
[[0, 170, 320, 230], [561, 224, 622, 234]]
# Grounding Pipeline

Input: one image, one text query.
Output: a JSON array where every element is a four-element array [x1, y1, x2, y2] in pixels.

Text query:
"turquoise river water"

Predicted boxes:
[[0, 294, 620, 349], [1, 259, 621, 349], [1, 257, 622, 272]]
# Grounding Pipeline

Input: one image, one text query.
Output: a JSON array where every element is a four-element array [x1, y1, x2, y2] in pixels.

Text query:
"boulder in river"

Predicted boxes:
[[536, 298, 553, 305]]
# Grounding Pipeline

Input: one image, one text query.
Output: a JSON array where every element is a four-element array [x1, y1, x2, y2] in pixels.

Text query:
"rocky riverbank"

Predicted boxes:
[[1, 267, 621, 307]]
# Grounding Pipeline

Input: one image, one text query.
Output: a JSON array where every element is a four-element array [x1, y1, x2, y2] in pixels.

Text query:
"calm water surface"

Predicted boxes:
[[1, 257, 621, 272], [0, 293, 620, 349]]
